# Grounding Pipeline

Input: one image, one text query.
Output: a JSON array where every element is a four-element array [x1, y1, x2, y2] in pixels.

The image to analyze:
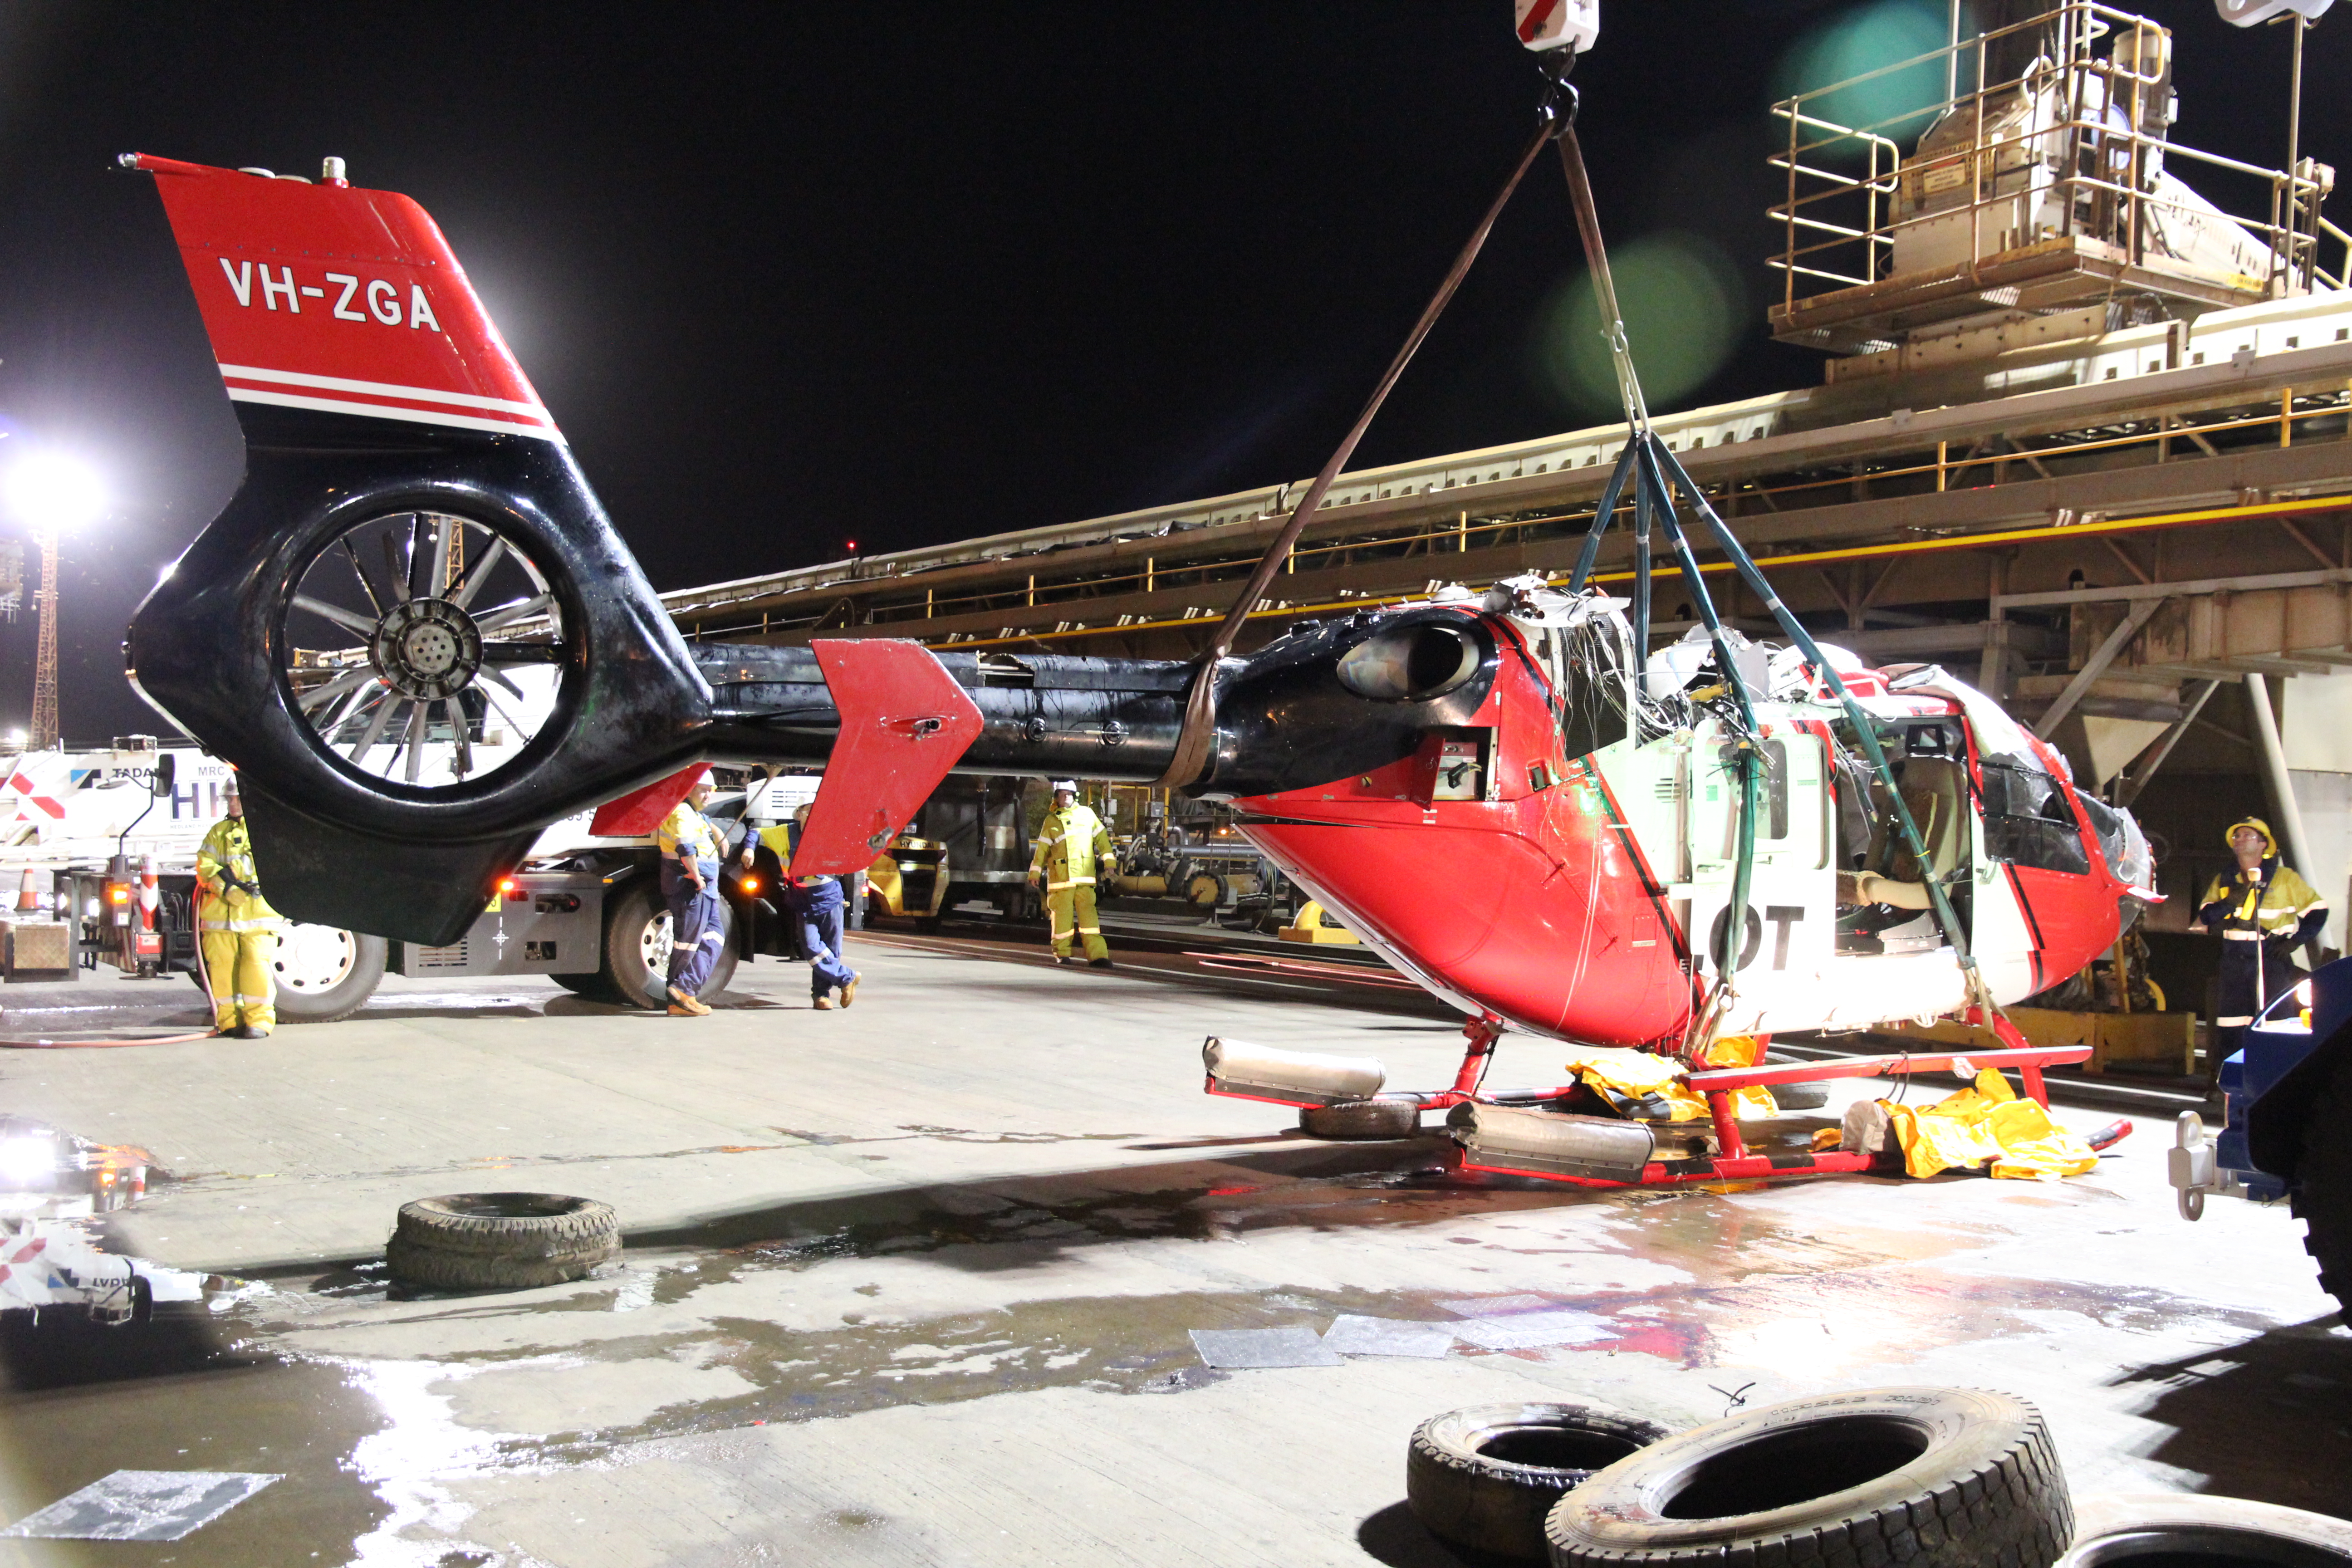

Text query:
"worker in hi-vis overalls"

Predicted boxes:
[[2199, 815, 2328, 1061], [655, 768, 728, 1015], [1029, 780, 1116, 968], [195, 775, 283, 1038]]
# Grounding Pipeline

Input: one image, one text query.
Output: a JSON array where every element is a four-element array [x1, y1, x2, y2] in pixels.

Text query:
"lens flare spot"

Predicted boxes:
[[1776, 0, 1950, 137], [1534, 232, 1746, 416]]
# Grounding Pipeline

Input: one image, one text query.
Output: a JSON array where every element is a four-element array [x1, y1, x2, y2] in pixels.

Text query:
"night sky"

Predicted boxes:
[[0, 1, 2342, 741]]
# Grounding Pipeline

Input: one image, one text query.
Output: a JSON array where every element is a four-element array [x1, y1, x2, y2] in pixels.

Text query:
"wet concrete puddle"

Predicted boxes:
[[0, 1112, 2323, 1563]]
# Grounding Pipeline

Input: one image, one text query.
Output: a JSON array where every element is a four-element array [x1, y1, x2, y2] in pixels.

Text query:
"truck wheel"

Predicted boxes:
[[1408, 1403, 1674, 1562], [387, 1192, 619, 1291], [2289, 1048, 2352, 1316], [1546, 1387, 2071, 1568], [271, 925, 386, 1024], [601, 881, 736, 1009]]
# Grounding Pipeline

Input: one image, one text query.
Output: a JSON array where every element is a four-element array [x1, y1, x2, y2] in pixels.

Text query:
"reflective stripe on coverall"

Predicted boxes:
[[758, 823, 858, 999], [196, 816, 283, 1032], [657, 802, 727, 997], [2199, 855, 2326, 1029], [1031, 803, 1115, 961]]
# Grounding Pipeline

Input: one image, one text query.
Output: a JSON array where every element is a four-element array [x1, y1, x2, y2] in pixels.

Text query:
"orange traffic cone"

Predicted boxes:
[[14, 867, 37, 915], [138, 856, 159, 931]]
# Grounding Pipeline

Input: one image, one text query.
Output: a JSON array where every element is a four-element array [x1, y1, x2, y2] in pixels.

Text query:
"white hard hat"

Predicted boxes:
[[691, 768, 716, 789], [1051, 779, 1078, 794]]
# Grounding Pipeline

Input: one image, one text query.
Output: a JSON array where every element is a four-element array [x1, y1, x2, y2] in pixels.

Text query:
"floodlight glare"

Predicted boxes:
[[5, 452, 105, 534]]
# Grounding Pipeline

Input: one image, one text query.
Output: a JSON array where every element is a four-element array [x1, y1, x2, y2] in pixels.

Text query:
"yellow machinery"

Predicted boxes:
[[864, 836, 950, 925], [1279, 901, 1361, 946], [1895, 929, 2197, 1077]]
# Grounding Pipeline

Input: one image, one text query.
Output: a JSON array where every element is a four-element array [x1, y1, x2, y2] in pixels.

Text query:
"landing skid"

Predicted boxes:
[[1204, 1013, 2093, 1190]]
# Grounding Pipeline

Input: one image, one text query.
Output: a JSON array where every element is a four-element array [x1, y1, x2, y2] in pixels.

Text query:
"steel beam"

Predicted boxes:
[[2034, 597, 2171, 739], [2245, 672, 2323, 965], [2114, 678, 2220, 808], [658, 334, 2352, 631], [1996, 565, 2352, 609]]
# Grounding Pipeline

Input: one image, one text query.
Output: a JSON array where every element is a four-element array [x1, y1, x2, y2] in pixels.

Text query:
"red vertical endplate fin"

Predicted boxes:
[[590, 762, 706, 838], [795, 641, 983, 876], [119, 152, 558, 440]]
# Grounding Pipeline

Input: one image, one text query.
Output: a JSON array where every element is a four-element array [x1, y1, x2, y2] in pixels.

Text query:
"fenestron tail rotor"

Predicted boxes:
[[280, 509, 571, 788]]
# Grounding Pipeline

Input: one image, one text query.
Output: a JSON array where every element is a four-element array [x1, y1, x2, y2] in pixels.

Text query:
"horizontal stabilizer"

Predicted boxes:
[[1202, 1037, 1385, 1107], [242, 788, 533, 946], [793, 640, 983, 877], [590, 762, 706, 839]]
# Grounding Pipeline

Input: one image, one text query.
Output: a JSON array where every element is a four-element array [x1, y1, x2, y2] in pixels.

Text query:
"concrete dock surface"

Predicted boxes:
[[0, 928, 2341, 1566]]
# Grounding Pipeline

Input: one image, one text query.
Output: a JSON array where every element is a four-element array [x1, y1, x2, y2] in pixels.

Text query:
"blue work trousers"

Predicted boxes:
[[797, 898, 857, 1000], [662, 858, 725, 998]]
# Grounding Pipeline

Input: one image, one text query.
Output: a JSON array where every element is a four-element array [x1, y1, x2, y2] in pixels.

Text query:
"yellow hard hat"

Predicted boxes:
[[2225, 817, 2276, 854]]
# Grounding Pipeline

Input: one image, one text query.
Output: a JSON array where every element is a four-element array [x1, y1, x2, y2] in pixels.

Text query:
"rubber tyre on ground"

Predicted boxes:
[[271, 926, 387, 1024], [2287, 1046, 2352, 1316], [1300, 1099, 1421, 1140], [387, 1192, 619, 1291], [1408, 1402, 1675, 1562], [2056, 1492, 2352, 1567], [1763, 1052, 1832, 1112], [2058, 1492, 2352, 1568], [1545, 1387, 2071, 1568], [600, 879, 739, 1010]]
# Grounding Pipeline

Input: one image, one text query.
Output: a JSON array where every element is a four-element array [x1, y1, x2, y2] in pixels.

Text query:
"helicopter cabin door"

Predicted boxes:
[[1681, 722, 1835, 1019]]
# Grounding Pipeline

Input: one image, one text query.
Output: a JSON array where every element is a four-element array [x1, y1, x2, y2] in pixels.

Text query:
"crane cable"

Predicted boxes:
[[1546, 63, 2009, 1044], [1152, 79, 1576, 792]]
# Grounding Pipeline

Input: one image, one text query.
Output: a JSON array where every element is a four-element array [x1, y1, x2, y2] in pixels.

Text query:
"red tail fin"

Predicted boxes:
[[123, 153, 559, 441], [794, 642, 983, 876]]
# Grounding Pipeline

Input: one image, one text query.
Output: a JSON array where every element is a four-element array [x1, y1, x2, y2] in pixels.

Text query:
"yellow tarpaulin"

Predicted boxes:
[[1700, 1035, 1781, 1121], [1561, 1039, 1778, 1123], [1883, 1069, 2099, 1181]]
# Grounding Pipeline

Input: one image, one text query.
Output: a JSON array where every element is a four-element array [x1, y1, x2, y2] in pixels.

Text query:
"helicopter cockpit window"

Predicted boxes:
[[2075, 788, 2153, 890], [1978, 760, 2091, 875]]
